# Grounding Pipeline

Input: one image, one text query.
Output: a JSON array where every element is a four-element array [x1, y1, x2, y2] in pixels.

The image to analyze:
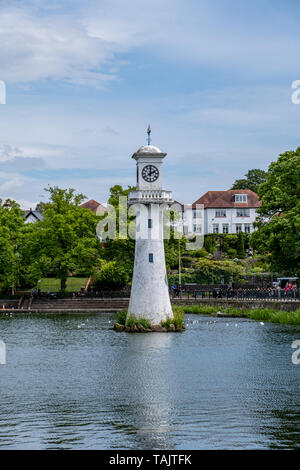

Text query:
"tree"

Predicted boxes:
[[93, 260, 131, 290], [25, 186, 103, 290], [0, 200, 24, 293], [232, 169, 267, 193], [35, 201, 46, 213], [94, 185, 136, 288], [251, 148, 300, 276], [204, 235, 213, 253], [236, 232, 245, 258]]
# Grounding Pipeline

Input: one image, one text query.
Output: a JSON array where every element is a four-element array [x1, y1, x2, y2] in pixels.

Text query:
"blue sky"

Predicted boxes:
[[0, 0, 300, 208]]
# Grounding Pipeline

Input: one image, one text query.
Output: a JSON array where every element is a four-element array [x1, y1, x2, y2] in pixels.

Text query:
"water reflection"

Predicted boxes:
[[113, 333, 176, 449]]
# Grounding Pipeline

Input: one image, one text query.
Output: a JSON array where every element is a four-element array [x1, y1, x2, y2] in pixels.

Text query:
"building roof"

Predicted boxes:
[[136, 145, 162, 154], [172, 200, 184, 210], [192, 189, 261, 209], [80, 199, 107, 214], [23, 210, 43, 221], [132, 144, 167, 160]]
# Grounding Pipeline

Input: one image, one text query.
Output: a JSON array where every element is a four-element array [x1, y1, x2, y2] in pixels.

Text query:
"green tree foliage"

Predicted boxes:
[[0, 200, 24, 292], [237, 232, 245, 258], [232, 169, 267, 193], [35, 201, 46, 213], [164, 228, 186, 270], [168, 258, 243, 285], [251, 148, 300, 276], [204, 235, 213, 253], [94, 185, 136, 289], [24, 186, 103, 290], [108, 184, 135, 208], [93, 260, 131, 290]]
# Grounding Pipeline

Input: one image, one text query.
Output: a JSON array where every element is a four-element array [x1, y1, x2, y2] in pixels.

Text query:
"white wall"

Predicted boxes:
[[203, 207, 257, 234], [24, 214, 38, 224]]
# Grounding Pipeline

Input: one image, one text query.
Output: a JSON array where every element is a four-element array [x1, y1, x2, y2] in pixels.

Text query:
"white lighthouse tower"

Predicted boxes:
[[127, 126, 174, 326]]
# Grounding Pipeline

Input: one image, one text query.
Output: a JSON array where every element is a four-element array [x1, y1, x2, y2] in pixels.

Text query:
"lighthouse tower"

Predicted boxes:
[[127, 126, 174, 325]]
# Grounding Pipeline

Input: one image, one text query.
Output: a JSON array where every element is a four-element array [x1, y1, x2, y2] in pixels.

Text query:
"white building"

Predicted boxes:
[[191, 189, 261, 235]]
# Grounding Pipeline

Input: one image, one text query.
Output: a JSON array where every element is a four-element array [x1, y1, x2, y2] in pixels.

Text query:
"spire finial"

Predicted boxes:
[[147, 124, 151, 146]]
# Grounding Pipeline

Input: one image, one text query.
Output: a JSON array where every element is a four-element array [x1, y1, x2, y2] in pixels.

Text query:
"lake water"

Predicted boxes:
[[0, 313, 299, 449]]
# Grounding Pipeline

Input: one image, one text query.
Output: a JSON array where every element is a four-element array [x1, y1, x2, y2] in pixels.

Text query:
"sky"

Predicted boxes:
[[0, 0, 300, 209]]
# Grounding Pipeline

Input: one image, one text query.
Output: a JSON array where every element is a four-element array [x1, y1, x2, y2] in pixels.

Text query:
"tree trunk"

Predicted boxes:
[[60, 277, 67, 291]]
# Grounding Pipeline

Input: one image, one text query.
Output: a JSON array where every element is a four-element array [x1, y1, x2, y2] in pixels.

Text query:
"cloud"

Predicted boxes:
[[0, 144, 23, 162], [0, 171, 29, 192], [1, 0, 299, 86], [15, 199, 38, 210], [0, 7, 118, 85], [0, 0, 299, 208], [0, 144, 45, 172]]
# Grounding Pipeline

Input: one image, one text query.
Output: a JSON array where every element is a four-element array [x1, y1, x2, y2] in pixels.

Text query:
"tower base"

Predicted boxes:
[[127, 239, 173, 325]]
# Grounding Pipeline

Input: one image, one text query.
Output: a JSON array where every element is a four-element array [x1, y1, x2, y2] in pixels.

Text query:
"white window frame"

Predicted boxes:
[[236, 208, 250, 217], [235, 194, 247, 203], [193, 209, 202, 219], [212, 223, 219, 234], [215, 209, 226, 217], [222, 224, 229, 234]]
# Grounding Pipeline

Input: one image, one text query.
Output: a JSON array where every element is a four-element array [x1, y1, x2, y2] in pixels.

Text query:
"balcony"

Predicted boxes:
[[128, 190, 173, 204]]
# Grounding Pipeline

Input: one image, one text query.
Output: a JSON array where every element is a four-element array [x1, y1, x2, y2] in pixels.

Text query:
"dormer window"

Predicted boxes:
[[235, 194, 247, 203]]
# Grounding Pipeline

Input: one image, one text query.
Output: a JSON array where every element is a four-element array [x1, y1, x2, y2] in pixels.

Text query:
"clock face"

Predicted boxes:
[[142, 165, 159, 183]]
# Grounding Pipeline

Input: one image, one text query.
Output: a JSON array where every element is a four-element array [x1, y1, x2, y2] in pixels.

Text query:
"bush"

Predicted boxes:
[[93, 260, 131, 290], [204, 235, 214, 253], [116, 310, 127, 325], [181, 256, 193, 267], [161, 309, 185, 330], [126, 315, 151, 328], [189, 249, 208, 258], [227, 248, 237, 258], [237, 232, 245, 258]]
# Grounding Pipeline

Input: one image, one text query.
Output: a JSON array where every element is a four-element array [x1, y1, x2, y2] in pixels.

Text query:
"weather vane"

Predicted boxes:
[[147, 124, 151, 146]]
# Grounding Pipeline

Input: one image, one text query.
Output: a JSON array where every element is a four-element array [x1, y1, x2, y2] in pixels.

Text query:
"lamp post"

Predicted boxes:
[[178, 238, 181, 286]]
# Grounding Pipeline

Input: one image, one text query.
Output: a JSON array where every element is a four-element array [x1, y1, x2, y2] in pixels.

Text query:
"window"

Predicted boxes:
[[193, 209, 202, 218], [149, 253, 153, 263], [223, 224, 229, 234], [215, 209, 226, 217], [148, 219, 152, 228], [193, 224, 202, 233], [244, 224, 251, 234], [236, 224, 242, 233], [236, 208, 250, 217], [213, 224, 219, 234], [235, 194, 247, 203]]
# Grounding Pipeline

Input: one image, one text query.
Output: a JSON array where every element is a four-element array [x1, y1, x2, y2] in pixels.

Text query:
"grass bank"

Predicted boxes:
[[173, 305, 300, 325], [38, 278, 88, 292]]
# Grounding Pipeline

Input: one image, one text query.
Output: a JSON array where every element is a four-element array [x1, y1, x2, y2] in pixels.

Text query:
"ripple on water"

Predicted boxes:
[[0, 313, 299, 449]]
